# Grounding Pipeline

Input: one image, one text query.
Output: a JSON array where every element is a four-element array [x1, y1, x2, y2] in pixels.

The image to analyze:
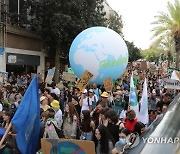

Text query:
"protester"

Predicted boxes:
[[44, 108, 59, 139], [63, 103, 79, 139], [124, 109, 137, 133], [50, 100, 63, 129], [40, 96, 50, 112], [105, 109, 124, 143], [80, 110, 95, 141], [93, 124, 114, 154], [79, 89, 92, 112], [92, 83, 102, 100], [112, 128, 131, 154]]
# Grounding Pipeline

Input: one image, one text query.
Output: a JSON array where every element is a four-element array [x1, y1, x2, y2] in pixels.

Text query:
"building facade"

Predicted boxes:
[[0, 0, 45, 77]]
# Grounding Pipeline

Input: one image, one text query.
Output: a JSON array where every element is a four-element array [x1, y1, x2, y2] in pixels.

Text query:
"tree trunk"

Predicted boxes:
[[54, 45, 60, 83], [174, 35, 180, 70]]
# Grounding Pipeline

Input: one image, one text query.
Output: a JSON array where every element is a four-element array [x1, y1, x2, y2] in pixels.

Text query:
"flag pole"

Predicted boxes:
[[0, 123, 12, 147]]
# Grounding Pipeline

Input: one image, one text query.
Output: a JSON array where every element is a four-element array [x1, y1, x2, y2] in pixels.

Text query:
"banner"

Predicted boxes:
[[76, 70, 93, 91], [41, 139, 95, 154], [63, 72, 76, 82], [0, 71, 8, 83], [103, 78, 113, 92], [45, 67, 55, 84], [163, 79, 180, 90]]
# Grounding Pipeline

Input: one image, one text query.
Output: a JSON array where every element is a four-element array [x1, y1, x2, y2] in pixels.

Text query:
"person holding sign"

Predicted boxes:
[[79, 89, 92, 112]]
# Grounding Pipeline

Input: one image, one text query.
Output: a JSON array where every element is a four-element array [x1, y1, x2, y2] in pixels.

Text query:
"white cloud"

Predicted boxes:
[[107, 0, 173, 49]]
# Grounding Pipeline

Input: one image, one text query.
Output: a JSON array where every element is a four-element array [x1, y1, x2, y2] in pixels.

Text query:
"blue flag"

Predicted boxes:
[[11, 75, 40, 154]]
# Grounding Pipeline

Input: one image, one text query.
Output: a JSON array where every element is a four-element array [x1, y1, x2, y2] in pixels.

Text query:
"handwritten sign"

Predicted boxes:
[[41, 139, 95, 154], [76, 70, 93, 91], [45, 67, 55, 84], [163, 79, 180, 90], [103, 78, 113, 92], [63, 72, 76, 82]]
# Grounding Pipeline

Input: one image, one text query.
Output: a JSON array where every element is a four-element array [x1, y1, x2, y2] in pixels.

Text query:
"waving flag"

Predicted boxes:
[[139, 78, 149, 125], [129, 73, 139, 118], [11, 75, 40, 154]]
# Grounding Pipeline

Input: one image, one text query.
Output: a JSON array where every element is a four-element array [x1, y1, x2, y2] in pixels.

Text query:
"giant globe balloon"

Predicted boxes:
[[69, 27, 129, 85]]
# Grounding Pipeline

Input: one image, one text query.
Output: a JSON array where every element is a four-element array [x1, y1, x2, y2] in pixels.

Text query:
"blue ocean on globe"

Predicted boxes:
[[69, 26, 129, 85]]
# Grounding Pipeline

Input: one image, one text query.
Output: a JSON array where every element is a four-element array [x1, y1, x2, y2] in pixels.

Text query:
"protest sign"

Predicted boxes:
[[0, 71, 8, 83], [141, 61, 148, 70], [45, 67, 55, 84], [57, 81, 64, 90], [163, 79, 180, 90], [75, 70, 93, 91], [41, 139, 95, 154], [103, 78, 113, 92], [171, 70, 180, 81], [63, 72, 76, 82]]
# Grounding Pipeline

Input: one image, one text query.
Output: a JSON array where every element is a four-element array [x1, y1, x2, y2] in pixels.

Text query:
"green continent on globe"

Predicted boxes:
[[99, 57, 128, 68]]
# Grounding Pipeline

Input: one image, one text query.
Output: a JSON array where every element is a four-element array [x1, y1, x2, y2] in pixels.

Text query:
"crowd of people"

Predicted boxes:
[[0, 62, 179, 154]]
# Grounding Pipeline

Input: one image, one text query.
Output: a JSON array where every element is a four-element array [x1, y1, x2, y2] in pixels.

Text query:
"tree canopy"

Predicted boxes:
[[151, 0, 180, 69]]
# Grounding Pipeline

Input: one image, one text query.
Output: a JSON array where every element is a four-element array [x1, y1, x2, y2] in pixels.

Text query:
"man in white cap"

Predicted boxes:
[[80, 89, 92, 112], [88, 89, 98, 109]]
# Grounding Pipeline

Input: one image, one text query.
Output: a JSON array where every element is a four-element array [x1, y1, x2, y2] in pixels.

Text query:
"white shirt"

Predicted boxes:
[[51, 87, 60, 96], [81, 97, 92, 112], [89, 94, 98, 103], [55, 109, 63, 129]]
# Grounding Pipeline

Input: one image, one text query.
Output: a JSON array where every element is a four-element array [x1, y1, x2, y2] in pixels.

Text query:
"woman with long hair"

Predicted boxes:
[[80, 110, 95, 141], [63, 103, 79, 139], [93, 125, 114, 154]]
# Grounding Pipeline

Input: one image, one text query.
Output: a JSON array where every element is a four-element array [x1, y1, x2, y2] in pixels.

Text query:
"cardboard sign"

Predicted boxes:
[[141, 61, 148, 70], [45, 67, 55, 84], [0, 71, 8, 83], [63, 72, 76, 82], [163, 79, 180, 89], [57, 81, 64, 90], [41, 139, 95, 154], [103, 78, 113, 92], [75, 70, 93, 91], [31, 73, 43, 83]]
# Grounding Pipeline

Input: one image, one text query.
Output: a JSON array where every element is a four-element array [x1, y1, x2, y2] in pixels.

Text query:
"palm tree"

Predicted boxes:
[[151, 0, 180, 70]]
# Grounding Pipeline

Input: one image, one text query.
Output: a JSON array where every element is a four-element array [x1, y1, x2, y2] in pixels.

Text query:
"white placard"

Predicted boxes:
[[163, 79, 180, 89]]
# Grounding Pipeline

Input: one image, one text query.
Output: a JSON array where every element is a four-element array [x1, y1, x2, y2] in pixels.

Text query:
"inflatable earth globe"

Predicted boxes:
[[69, 27, 129, 85]]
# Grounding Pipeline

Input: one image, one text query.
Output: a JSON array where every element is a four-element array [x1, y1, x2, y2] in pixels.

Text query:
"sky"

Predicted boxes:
[[107, 0, 174, 49]]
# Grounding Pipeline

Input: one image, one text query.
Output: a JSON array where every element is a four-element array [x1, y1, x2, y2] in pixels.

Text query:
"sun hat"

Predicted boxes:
[[50, 100, 60, 109], [40, 96, 47, 102], [89, 89, 93, 93], [101, 92, 108, 98], [82, 89, 87, 94]]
